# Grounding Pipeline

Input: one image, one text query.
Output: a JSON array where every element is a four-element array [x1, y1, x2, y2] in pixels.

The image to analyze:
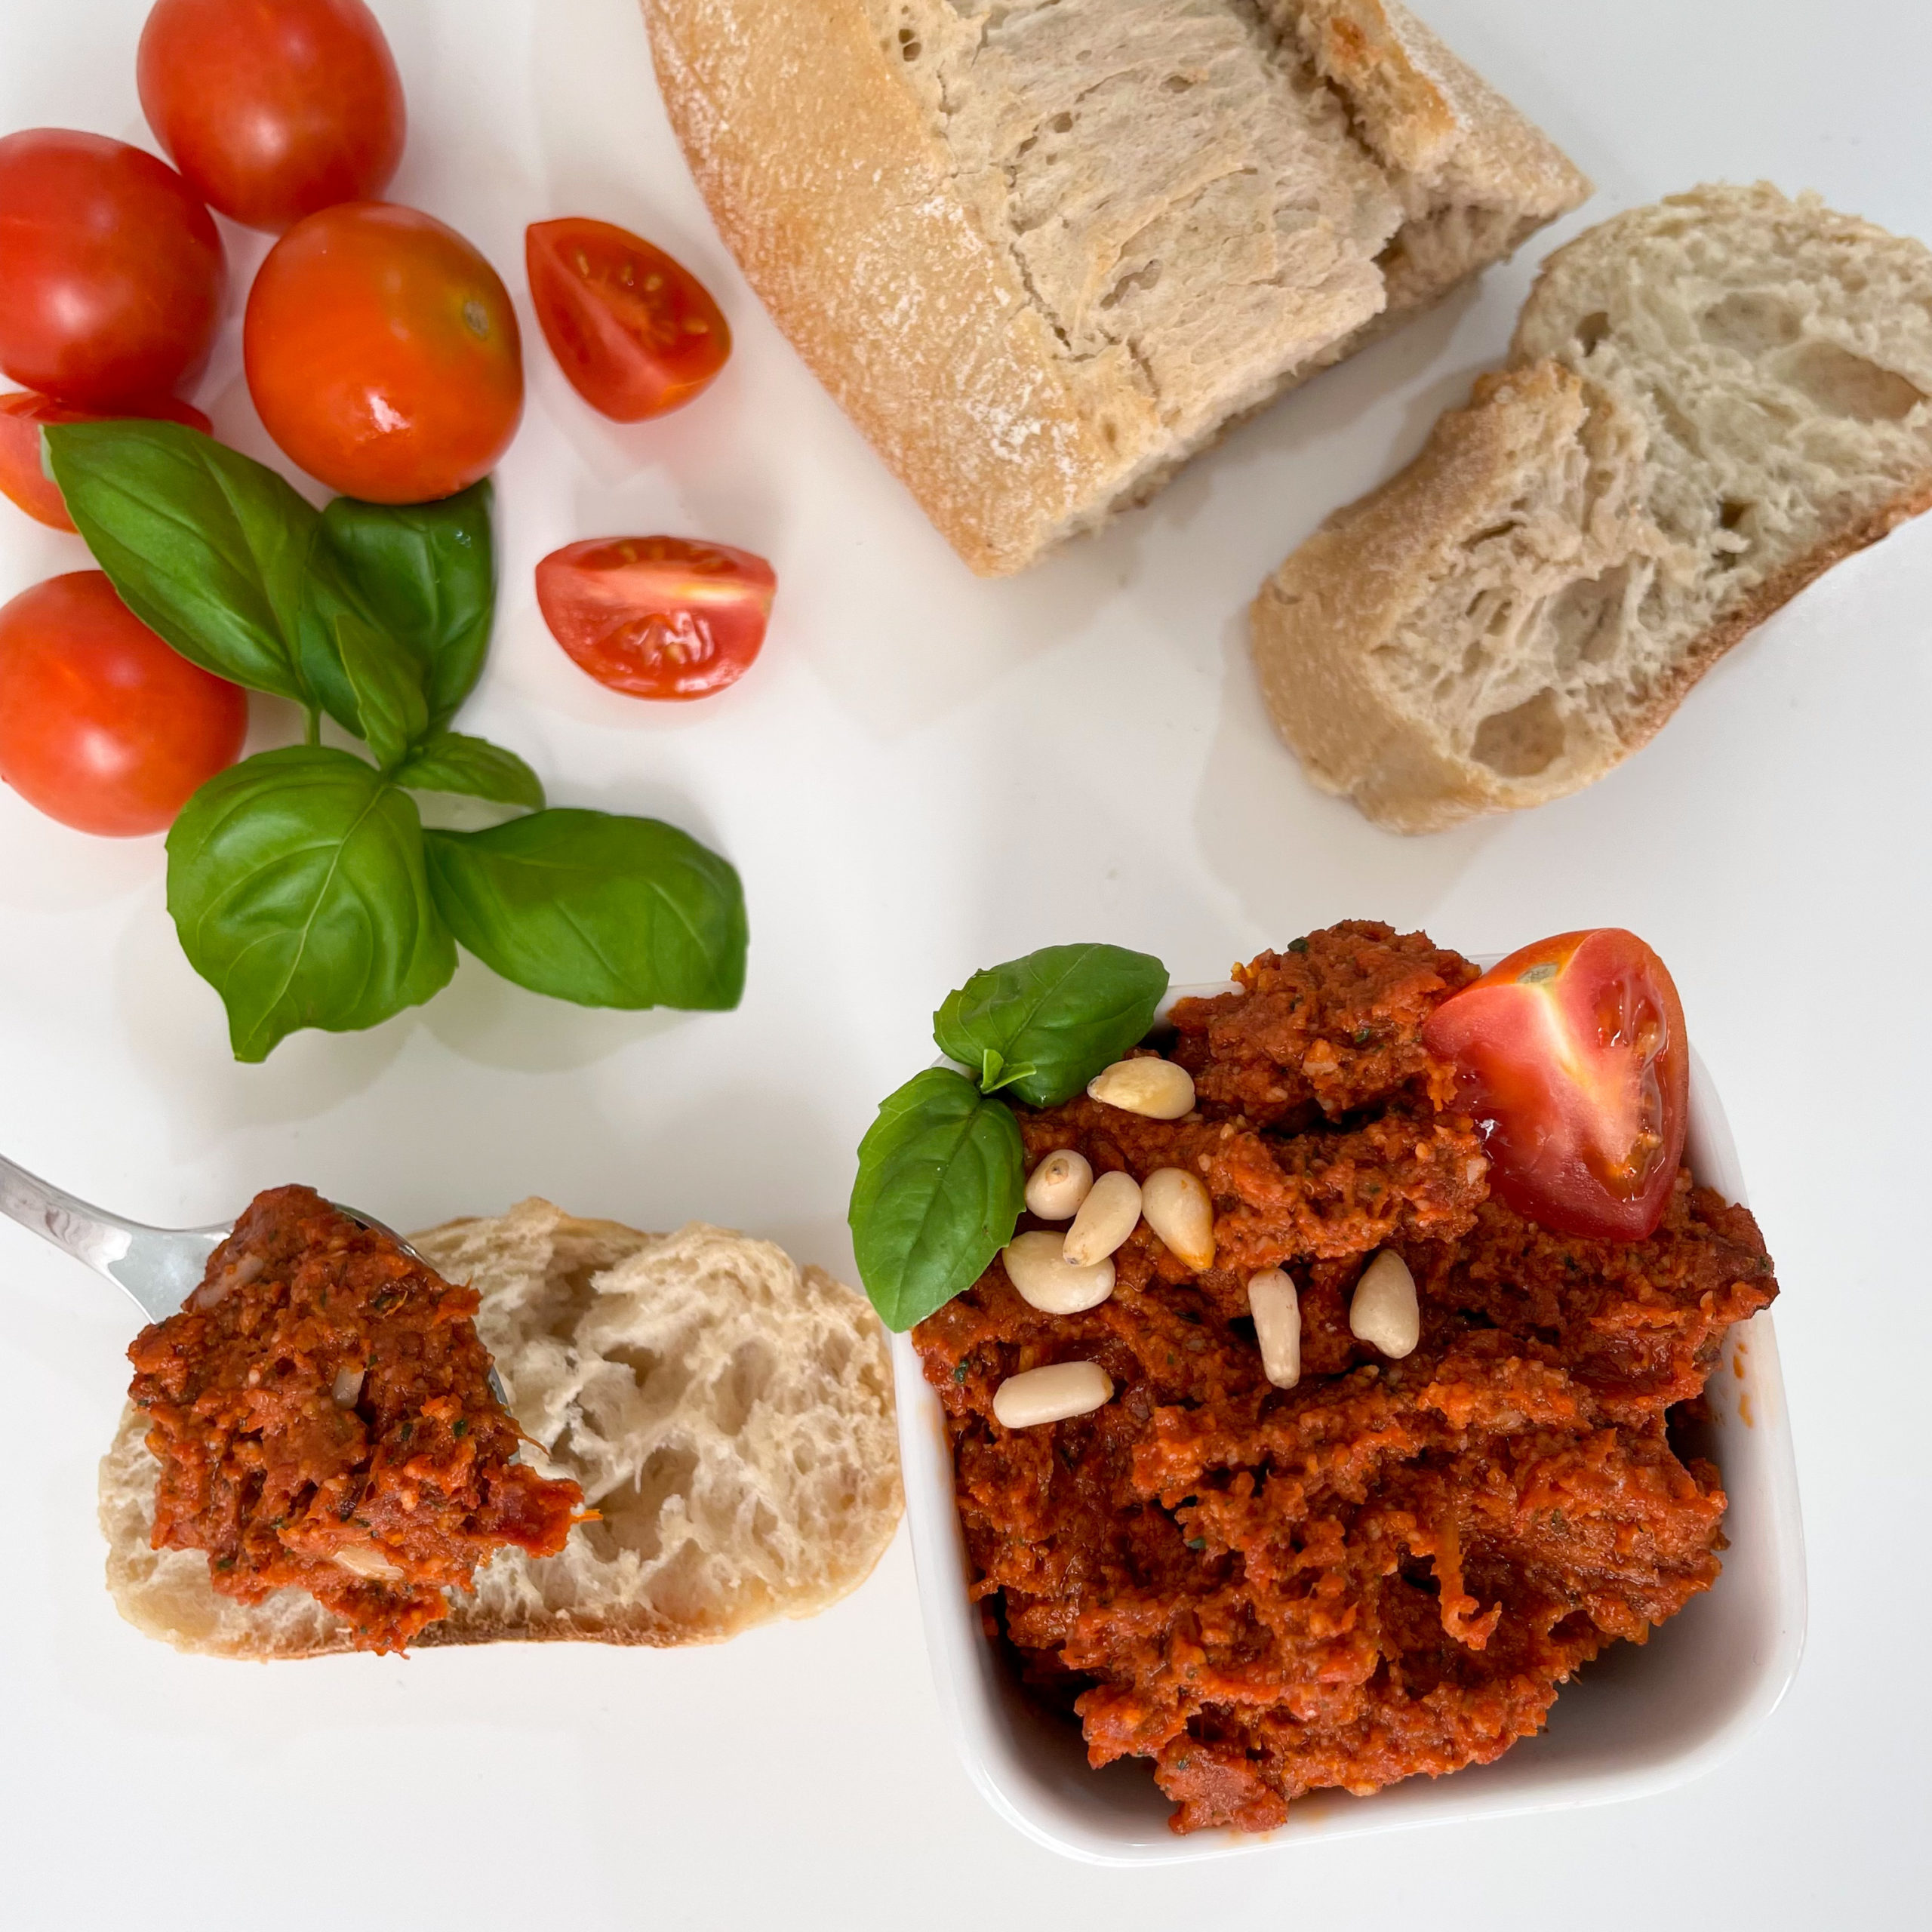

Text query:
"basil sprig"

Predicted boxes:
[[848, 944, 1170, 1331], [46, 420, 749, 1062], [934, 943, 1168, 1106]]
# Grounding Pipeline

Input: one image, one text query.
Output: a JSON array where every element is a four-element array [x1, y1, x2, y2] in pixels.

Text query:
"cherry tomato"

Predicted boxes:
[[244, 201, 522, 503], [536, 537, 775, 700], [526, 218, 731, 422], [0, 130, 227, 410], [0, 571, 247, 837], [0, 392, 213, 531], [1422, 929, 1689, 1241], [138, 0, 406, 232]]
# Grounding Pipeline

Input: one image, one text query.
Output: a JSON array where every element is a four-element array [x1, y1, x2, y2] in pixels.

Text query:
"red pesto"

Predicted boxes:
[[128, 1185, 580, 1653], [914, 922, 1777, 1834]]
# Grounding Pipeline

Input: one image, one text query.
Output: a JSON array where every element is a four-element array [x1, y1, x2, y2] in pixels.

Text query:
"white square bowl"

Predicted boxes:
[[893, 986, 1806, 1864]]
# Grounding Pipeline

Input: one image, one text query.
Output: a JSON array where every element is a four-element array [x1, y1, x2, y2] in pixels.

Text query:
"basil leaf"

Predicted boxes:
[[334, 612, 429, 771], [394, 732, 545, 810], [319, 483, 495, 728], [848, 1069, 1026, 1332], [423, 809, 746, 1011], [166, 748, 456, 1063], [45, 420, 319, 705], [934, 943, 1169, 1107]]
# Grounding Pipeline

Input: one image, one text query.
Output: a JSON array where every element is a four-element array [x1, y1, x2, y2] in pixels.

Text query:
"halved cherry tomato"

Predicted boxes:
[[536, 537, 775, 700], [526, 218, 730, 422], [244, 201, 522, 503], [0, 392, 213, 531], [1421, 928, 1689, 1241], [138, 0, 406, 232], [0, 130, 227, 409], [0, 571, 247, 837]]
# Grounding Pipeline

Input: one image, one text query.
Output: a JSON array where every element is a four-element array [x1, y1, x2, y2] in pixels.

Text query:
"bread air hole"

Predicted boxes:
[[585, 1442, 700, 1561], [712, 1339, 777, 1437], [1700, 291, 1801, 355], [1574, 311, 1611, 355], [1777, 340, 1926, 422], [1541, 565, 1629, 672], [1472, 689, 1567, 778]]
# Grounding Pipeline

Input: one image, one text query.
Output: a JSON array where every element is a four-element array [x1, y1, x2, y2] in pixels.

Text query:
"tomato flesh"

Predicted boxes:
[[536, 537, 775, 700], [0, 571, 248, 837], [0, 392, 213, 531], [526, 219, 730, 422], [1421, 928, 1690, 1240], [138, 0, 407, 232], [245, 201, 522, 503], [0, 129, 227, 410]]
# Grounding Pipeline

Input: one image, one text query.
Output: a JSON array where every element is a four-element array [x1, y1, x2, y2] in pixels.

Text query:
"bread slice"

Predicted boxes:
[[1252, 183, 1932, 831], [640, 0, 1586, 574], [100, 1203, 903, 1658]]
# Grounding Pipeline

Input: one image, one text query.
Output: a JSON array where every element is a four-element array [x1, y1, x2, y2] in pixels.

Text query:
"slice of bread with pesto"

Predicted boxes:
[[1251, 183, 1932, 831], [640, 0, 1586, 574], [100, 1203, 902, 1657]]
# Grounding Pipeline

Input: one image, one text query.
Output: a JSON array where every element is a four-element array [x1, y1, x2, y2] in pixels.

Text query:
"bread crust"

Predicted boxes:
[[641, 0, 1584, 575]]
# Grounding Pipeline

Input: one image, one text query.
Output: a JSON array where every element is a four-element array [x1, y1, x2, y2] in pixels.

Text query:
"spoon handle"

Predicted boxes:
[[0, 1155, 223, 1323]]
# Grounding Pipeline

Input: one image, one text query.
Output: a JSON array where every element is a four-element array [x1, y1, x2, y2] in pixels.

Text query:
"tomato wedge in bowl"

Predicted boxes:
[[1421, 927, 1688, 1240], [526, 218, 731, 422], [0, 392, 211, 531], [536, 536, 775, 701]]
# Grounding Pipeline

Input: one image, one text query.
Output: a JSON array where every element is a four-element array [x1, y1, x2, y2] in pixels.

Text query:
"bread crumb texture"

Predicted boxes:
[[640, 0, 1585, 571], [100, 1204, 903, 1657], [1253, 183, 1932, 830]]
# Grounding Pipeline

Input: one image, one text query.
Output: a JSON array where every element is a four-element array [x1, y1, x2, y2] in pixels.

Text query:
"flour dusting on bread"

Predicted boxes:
[[641, 0, 1586, 573]]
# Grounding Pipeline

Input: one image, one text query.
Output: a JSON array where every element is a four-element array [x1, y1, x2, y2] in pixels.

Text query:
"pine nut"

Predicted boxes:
[[331, 1365, 365, 1407], [992, 1360, 1114, 1429], [1025, 1147, 1094, 1220], [1086, 1056, 1195, 1120], [1002, 1231, 1115, 1313], [1063, 1170, 1142, 1266], [1349, 1250, 1420, 1358], [334, 1543, 405, 1583], [1247, 1269, 1300, 1388], [1140, 1168, 1215, 1270]]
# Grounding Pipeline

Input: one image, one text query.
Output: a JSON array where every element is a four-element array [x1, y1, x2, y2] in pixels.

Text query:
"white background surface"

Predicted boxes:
[[0, 1, 1926, 1924]]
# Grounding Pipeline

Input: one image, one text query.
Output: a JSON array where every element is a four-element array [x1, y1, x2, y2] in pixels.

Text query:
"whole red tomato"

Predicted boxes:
[[0, 130, 227, 409], [138, 0, 406, 232], [245, 201, 522, 503], [1422, 928, 1690, 1241], [0, 571, 247, 837], [537, 537, 775, 700], [0, 392, 213, 531], [526, 218, 730, 421]]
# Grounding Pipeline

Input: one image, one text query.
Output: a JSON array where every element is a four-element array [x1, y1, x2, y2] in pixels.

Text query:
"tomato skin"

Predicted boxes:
[[0, 571, 247, 837], [536, 537, 774, 701], [138, 0, 406, 233], [0, 130, 227, 410], [0, 392, 213, 531], [1421, 929, 1690, 1241], [526, 219, 731, 422], [244, 201, 522, 503]]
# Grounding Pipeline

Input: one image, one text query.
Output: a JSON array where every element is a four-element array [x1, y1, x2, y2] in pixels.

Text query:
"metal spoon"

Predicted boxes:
[[0, 1153, 509, 1404]]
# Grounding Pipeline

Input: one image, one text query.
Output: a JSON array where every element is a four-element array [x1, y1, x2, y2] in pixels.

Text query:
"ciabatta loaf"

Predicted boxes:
[[641, 0, 1586, 574], [1252, 183, 1932, 831], [101, 1204, 903, 1657]]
